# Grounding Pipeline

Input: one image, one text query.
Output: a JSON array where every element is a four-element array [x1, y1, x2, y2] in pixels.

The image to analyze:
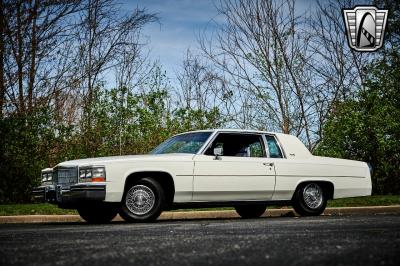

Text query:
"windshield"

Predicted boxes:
[[150, 132, 212, 154]]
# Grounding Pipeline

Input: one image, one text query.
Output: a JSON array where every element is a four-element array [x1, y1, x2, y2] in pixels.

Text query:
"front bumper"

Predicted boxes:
[[32, 183, 105, 204], [32, 185, 56, 203], [58, 183, 106, 203]]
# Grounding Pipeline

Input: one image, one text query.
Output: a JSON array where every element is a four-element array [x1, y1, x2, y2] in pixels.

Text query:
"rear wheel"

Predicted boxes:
[[119, 178, 165, 222], [235, 205, 267, 218], [292, 183, 327, 216], [77, 203, 118, 224]]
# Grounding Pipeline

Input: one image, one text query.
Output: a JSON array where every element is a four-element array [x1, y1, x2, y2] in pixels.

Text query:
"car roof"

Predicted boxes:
[[173, 129, 311, 158], [177, 128, 282, 136]]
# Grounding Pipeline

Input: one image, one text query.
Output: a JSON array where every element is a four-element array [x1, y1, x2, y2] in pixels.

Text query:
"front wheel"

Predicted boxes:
[[235, 205, 267, 218], [292, 183, 327, 216], [77, 203, 118, 224], [119, 178, 165, 222]]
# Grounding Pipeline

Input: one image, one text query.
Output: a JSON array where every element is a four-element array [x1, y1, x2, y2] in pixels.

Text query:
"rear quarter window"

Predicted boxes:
[[265, 135, 283, 158]]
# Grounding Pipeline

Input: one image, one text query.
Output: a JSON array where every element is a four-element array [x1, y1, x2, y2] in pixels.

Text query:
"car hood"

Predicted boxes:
[[56, 153, 195, 167]]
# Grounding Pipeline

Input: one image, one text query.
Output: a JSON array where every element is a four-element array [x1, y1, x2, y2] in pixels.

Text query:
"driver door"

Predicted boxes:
[[192, 133, 276, 201]]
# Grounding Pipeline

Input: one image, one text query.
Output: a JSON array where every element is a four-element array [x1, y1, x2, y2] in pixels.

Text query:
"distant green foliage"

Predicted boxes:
[[0, 86, 225, 203], [315, 49, 400, 194], [0, 109, 53, 203], [78, 87, 225, 157]]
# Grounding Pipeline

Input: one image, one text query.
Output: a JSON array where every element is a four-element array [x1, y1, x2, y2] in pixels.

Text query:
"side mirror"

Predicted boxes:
[[213, 147, 223, 160]]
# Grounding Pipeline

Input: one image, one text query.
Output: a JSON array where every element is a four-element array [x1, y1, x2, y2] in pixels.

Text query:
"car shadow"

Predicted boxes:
[[38, 211, 300, 226]]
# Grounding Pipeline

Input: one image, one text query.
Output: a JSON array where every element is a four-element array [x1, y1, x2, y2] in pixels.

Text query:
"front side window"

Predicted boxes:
[[151, 132, 212, 154], [205, 133, 265, 157], [265, 135, 283, 158]]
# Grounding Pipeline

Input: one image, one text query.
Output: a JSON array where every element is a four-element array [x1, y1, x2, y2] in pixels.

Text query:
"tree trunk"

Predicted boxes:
[[16, 2, 24, 114], [0, 0, 5, 117], [28, 0, 39, 113]]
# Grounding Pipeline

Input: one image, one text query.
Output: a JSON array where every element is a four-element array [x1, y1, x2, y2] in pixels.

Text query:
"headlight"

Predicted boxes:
[[93, 167, 105, 179], [41, 170, 53, 184], [86, 169, 92, 179], [79, 166, 105, 182], [79, 169, 86, 179]]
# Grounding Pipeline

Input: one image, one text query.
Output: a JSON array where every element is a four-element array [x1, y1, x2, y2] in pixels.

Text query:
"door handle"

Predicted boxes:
[[263, 162, 274, 167]]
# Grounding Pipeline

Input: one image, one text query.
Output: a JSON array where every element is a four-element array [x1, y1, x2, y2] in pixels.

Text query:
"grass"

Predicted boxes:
[[0, 195, 399, 216], [0, 203, 77, 216], [327, 195, 400, 207]]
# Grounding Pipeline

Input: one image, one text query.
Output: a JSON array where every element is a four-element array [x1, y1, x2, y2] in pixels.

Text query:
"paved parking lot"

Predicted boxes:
[[1, 214, 399, 265]]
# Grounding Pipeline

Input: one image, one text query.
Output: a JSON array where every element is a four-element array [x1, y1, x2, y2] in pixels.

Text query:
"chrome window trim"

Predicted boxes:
[[261, 134, 271, 158], [199, 130, 267, 158], [264, 134, 286, 159], [274, 134, 287, 158], [197, 130, 219, 155], [152, 131, 214, 155]]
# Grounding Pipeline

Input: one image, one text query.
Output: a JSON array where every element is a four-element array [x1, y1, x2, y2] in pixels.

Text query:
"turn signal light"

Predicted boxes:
[[91, 167, 106, 182], [91, 177, 106, 182]]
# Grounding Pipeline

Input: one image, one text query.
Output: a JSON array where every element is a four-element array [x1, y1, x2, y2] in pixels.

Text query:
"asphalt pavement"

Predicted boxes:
[[0, 214, 399, 266]]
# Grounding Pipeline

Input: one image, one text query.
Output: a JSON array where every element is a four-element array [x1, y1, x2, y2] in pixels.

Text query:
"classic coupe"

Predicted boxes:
[[32, 129, 372, 223]]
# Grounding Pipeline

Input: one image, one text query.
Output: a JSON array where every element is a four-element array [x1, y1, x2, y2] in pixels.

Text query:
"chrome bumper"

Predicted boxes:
[[57, 183, 106, 203], [32, 183, 105, 204], [32, 185, 56, 203]]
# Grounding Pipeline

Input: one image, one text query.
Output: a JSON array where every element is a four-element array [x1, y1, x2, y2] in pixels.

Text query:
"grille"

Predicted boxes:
[[55, 167, 78, 188]]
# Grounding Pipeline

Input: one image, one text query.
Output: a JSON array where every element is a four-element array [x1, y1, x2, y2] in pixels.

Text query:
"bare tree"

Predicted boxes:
[[176, 49, 220, 110], [57, 0, 156, 157], [200, 0, 317, 147], [1, 0, 83, 115], [306, 0, 373, 146], [112, 33, 159, 155], [0, 0, 4, 117], [0, 0, 156, 119], [198, 0, 375, 149], [72, 0, 156, 105]]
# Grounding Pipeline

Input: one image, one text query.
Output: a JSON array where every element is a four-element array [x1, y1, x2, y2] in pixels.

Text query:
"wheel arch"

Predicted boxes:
[[123, 171, 175, 208], [292, 180, 335, 200]]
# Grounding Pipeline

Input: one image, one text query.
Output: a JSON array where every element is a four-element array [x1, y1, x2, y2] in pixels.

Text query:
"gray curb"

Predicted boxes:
[[1, 206, 399, 224]]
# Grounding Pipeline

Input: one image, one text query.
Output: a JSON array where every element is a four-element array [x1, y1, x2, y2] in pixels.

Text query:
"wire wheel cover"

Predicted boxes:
[[126, 185, 155, 215], [303, 183, 323, 209]]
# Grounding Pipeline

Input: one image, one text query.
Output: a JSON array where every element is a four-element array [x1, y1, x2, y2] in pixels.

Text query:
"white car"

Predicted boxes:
[[33, 129, 372, 223]]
